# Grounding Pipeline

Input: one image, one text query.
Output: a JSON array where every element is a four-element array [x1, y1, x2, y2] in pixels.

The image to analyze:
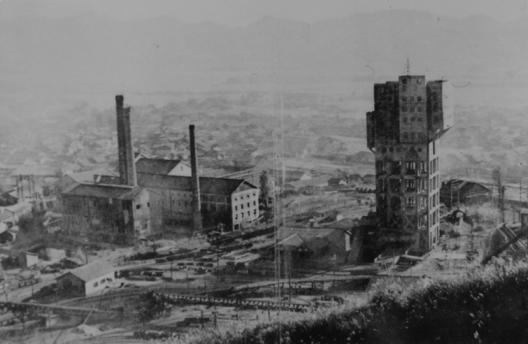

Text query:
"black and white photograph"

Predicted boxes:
[[0, 0, 528, 343]]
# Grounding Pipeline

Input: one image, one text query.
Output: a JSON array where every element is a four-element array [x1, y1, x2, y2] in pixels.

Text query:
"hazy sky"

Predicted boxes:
[[1, 0, 527, 24]]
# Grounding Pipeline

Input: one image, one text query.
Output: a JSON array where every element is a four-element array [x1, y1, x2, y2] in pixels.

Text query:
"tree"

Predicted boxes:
[[136, 291, 172, 324]]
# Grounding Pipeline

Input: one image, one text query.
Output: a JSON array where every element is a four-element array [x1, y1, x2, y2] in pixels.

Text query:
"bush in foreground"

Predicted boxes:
[[190, 262, 528, 344]]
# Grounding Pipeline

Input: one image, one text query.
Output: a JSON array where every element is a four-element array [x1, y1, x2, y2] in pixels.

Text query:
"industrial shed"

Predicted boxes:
[[57, 260, 116, 296], [440, 179, 491, 207]]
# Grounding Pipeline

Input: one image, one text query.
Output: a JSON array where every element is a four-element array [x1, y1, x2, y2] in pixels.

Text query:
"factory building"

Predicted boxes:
[[366, 74, 454, 252], [138, 173, 259, 232], [61, 183, 151, 244], [61, 95, 259, 244], [61, 96, 151, 245]]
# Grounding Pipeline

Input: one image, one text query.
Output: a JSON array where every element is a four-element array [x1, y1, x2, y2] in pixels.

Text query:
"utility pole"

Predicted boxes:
[[500, 185, 506, 223], [450, 182, 453, 209], [494, 168, 505, 223]]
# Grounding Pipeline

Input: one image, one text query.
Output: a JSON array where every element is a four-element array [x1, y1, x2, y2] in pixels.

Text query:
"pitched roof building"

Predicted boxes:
[[440, 179, 491, 207], [61, 182, 151, 245], [276, 226, 353, 268], [57, 260, 116, 296], [137, 172, 258, 232], [136, 158, 191, 176]]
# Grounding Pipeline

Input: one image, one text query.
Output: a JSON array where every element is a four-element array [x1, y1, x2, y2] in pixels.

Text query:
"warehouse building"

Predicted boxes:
[[57, 260, 116, 296], [138, 173, 259, 232], [61, 96, 151, 245]]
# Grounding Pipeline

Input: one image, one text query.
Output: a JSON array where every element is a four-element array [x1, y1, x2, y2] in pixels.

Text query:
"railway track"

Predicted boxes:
[[0, 300, 117, 316], [157, 292, 310, 312]]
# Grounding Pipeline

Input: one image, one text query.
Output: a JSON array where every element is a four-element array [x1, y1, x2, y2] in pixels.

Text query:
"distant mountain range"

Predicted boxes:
[[1, 10, 527, 96]]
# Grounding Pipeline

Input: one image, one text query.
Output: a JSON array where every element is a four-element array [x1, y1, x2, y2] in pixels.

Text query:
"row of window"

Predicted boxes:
[[401, 96, 423, 102], [379, 177, 428, 194], [234, 209, 258, 221], [430, 175, 440, 192], [378, 146, 424, 154], [401, 132, 427, 141], [406, 192, 440, 210], [402, 116, 424, 123], [400, 105, 424, 113], [430, 157, 439, 173], [234, 201, 257, 211], [401, 84, 420, 92], [165, 191, 230, 204], [233, 192, 257, 203], [430, 209, 440, 225], [430, 192, 440, 208], [401, 77, 422, 85], [377, 160, 428, 175], [92, 276, 113, 288], [135, 202, 150, 210]]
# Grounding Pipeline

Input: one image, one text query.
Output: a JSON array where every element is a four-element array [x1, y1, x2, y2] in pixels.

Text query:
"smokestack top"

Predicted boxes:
[[189, 124, 202, 231], [115, 94, 136, 186], [116, 95, 124, 108]]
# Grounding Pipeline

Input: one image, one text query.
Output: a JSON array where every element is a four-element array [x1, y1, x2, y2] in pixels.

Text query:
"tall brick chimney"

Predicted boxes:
[[115, 95, 137, 186], [189, 124, 202, 231]]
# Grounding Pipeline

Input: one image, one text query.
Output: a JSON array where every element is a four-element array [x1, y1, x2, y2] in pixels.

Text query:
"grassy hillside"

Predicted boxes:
[[188, 261, 528, 344]]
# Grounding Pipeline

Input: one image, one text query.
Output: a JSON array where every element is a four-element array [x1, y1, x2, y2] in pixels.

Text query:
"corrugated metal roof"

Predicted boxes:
[[62, 183, 142, 200], [62, 260, 115, 282], [277, 234, 305, 247], [67, 168, 117, 184], [137, 173, 256, 196], [136, 158, 182, 175]]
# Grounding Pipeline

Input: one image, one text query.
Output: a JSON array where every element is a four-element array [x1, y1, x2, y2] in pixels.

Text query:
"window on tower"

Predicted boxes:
[[405, 161, 416, 174], [392, 161, 402, 174], [405, 179, 416, 192], [419, 161, 427, 173], [420, 178, 428, 192]]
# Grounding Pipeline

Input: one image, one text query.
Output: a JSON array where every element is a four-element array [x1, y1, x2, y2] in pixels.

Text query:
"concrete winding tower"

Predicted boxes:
[[366, 75, 454, 252]]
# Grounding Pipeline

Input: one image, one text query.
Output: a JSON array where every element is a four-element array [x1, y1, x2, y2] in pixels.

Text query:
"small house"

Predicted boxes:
[[57, 260, 116, 296]]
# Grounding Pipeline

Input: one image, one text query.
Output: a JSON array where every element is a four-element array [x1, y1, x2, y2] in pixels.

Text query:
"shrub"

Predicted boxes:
[[190, 262, 528, 344]]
